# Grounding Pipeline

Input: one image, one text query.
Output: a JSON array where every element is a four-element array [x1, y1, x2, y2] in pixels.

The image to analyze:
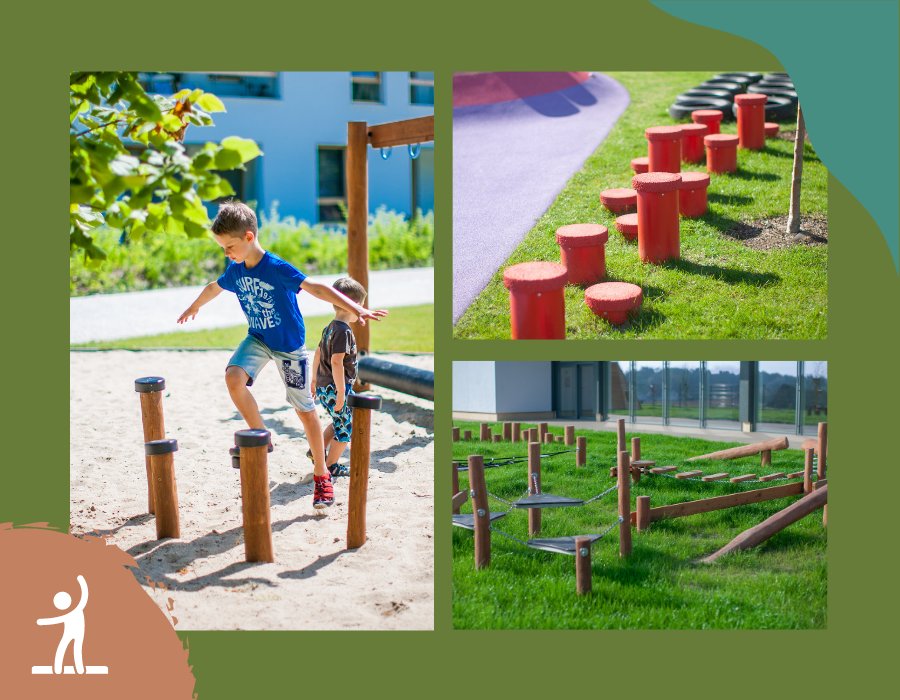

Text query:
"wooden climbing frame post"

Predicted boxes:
[[236, 429, 274, 563], [576, 436, 586, 467], [468, 454, 491, 569], [565, 425, 575, 446], [135, 376, 166, 514], [528, 441, 542, 536], [617, 450, 632, 557], [145, 439, 180, 540], [575, 537, 592, 595]]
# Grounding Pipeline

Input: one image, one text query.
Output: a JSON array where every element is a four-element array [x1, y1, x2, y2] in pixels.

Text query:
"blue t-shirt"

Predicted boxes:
[[217, 252, 307, 352]]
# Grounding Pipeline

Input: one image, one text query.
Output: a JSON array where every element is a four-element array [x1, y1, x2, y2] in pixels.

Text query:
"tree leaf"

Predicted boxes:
[[220, 136, 262, 163], [196, 93, 226, 113]]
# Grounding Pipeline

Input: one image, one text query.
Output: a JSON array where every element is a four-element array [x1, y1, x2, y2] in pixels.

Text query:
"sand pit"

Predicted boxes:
[[69, 350, 433, 630]]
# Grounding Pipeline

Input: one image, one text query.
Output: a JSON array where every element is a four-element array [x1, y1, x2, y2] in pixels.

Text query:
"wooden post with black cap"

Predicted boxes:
[[347, 393, 383, 549], [135, 376, 166, 514], [236, 428, 274, 563], [145, 438, 180, 539]]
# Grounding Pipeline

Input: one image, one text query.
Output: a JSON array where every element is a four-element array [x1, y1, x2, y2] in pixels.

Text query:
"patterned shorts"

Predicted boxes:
[[227, 335, 315, 413], [315, 383, 354, 442]]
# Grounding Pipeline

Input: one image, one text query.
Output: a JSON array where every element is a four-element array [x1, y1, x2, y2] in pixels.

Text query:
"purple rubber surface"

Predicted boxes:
[[453, 73, 630, 322]]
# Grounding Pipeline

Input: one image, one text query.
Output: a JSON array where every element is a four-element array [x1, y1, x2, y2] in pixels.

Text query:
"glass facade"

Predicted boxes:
[[633, 362, 664, 424], [668, 361, 701, 426], [705, 361, 741, 430], [757, 361, 798, 432], [803, 361, 828, 434], [607, 361, 631, 419]]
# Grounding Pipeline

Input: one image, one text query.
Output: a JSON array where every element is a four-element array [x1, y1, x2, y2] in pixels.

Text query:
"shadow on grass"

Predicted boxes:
[[708, 192, 754, 206], [761, 145, 821, 163], [664, 259, 780, 287], [727, 168, 779, 182]]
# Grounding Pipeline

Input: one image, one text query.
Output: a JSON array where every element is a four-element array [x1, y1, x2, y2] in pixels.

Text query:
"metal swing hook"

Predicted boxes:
[[380, 146, 393, 160], [408, 143, 421, 160]]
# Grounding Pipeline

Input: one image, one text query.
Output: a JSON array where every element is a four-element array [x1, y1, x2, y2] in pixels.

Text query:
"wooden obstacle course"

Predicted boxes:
[[145, 438, 180, 539], [701, 484, 827, 563], [236, 429, 274, 563], [468, 454, 491, 569], [346, 393, 383, 550], [575, 537, 592, 595], [528, 442, 541, 536], [686, 436, 789, 465], [135, 376, 167, 514]]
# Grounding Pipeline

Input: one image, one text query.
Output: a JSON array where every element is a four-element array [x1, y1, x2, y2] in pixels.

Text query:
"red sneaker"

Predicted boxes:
[[313, 474, 334, 509]]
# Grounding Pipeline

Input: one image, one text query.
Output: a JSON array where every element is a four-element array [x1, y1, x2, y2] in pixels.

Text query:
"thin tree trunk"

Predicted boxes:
[[787, 105, 805, 234]]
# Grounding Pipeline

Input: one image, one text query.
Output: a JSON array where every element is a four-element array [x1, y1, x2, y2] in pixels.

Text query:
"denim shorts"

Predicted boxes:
[[227, 335, 315, 413], [315, 383, 354, 442]]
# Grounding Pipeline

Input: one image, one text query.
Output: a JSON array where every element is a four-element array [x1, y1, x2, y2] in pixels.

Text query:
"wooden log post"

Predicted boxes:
[[814, 479, 827, 527], [817, 422, 828, 479], [452, 427, 460, 442], [565, 425, 575, 446], [236, 429, 274, 562], [617, 418, 626, 454], [760, 449, 772, 467], [492, 434, 502, 443], [468, 455, 491, 569], [451, 462, 461, 515], [503, 422, 512, 441], [803, 447, 814, 494], [145, 439, 180, 540], [528, 441, 542, 536], [135, 376, 167, 514], [636, 495, 651, 532], [347, 393, 382, 549], [512, 423, 521, 442], [347, 121, 370, 389], [539, 422, 548, 442], [701, 484, 828, 563], [575, 537, 592, 595], [480, 423, 490, 441], [641, 482, 804, 523], [463, 430, 472, 441], [687, 436, 789, 462], [544, 433, 555, 445], [576, 436, 586, 467], [617, 450, 632, 557], [631, 437, 642, 483]]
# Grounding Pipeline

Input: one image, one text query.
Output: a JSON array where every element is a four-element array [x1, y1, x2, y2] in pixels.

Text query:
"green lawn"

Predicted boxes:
[[452, 421, 826, 629], [73, 304, 434, 353], [454, 72, 828, 339]]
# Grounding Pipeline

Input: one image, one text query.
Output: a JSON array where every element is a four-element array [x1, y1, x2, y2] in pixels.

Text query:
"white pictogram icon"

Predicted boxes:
[[32, 575, 109, 675]]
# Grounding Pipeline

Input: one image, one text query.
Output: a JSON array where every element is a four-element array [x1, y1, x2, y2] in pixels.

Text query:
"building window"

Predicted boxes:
[[802, 361, 828, 435], [634, 362, 664, 424], [138, 72, 279, 99], [607, 362, 631, 419], [667, 362, 701, 427], [704, 361, 741, 430], [757, 362, 799, 432], [317, 146, 346, 223], [411, 146, 434, 214], [409, 71, 434, 105], [351, 72, 382, 103]]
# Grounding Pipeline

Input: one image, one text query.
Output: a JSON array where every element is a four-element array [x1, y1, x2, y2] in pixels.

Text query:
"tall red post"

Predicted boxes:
[[633, 172, 682, 264]]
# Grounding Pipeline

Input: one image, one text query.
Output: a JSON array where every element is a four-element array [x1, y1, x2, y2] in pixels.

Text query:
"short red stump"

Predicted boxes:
[[680, 123, 709, 163], [645, 126, 682, 173], [599, 188, 637, 214], [584, 282, 643, 326], [615, 213, 638, 241], [555, 224, 609, 286], [691, 109, 723, 135], [734, 93, 767, 149], [632, 172, 682, 264], [704, 133, 739, 174], [503, 261, 568, 340], [678, 171, 710, 218], [765, 121, 779, 137], [630, 156, 649, 174]]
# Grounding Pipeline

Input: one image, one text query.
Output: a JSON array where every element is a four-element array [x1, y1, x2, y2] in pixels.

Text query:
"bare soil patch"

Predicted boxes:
[[723, 215, 828, 251]]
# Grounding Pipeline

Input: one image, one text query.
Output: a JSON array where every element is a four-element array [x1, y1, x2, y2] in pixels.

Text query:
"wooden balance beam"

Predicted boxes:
[[700, 484, 828, 562], [629, 481, 804, 526], [686, 436, 789, 463]]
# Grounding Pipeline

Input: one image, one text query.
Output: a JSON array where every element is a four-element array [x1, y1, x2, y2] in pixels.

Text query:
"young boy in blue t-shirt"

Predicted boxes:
[[177, 201, 386, 509]]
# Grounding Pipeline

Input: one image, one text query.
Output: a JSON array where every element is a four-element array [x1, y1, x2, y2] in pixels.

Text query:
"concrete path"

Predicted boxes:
[[71, 267, 433, 343], [452, 72, 630, 321]]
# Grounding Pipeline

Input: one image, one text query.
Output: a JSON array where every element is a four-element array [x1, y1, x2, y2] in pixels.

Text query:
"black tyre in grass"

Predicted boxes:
[[669, 97, 733, 121], [748, 85, 799, 103], [715, 71, 763, 83], [677, 89, 734, 103], [764, 72, 791, 81], [698, 81, 744, 96], [709, 74, 753, 86], [732, 94, 795, 121], [758, 80, 795, 89]]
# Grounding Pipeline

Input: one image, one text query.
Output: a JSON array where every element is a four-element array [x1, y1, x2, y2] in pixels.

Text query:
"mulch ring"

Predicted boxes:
[[775, 129, 811, 144], [723, 215, 827, 251]]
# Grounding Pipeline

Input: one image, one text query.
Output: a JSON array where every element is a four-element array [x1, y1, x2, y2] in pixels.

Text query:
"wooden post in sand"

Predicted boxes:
[[236, 429, 274, 562], [528, 442, 542, 536], [145, 439, 180, 539], [135, 376, 166, 515], [346, 394, 383, 549], [575, 537, 592, 595]]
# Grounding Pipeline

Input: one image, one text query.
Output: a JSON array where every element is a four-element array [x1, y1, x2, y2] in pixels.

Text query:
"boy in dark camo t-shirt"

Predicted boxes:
[[309, 277, 366, 477]]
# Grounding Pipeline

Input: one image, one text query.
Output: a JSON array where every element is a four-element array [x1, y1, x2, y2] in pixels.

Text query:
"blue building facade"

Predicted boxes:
[[139, 71, 434, 224]]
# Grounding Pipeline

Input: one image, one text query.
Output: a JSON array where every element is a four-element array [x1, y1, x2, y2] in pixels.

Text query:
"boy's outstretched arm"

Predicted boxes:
[[299, 279, 388, 325], [177, 281, 223, 324]]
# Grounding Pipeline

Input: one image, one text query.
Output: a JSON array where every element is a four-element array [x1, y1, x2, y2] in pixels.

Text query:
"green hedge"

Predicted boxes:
[[70, 205, 434, 296]]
